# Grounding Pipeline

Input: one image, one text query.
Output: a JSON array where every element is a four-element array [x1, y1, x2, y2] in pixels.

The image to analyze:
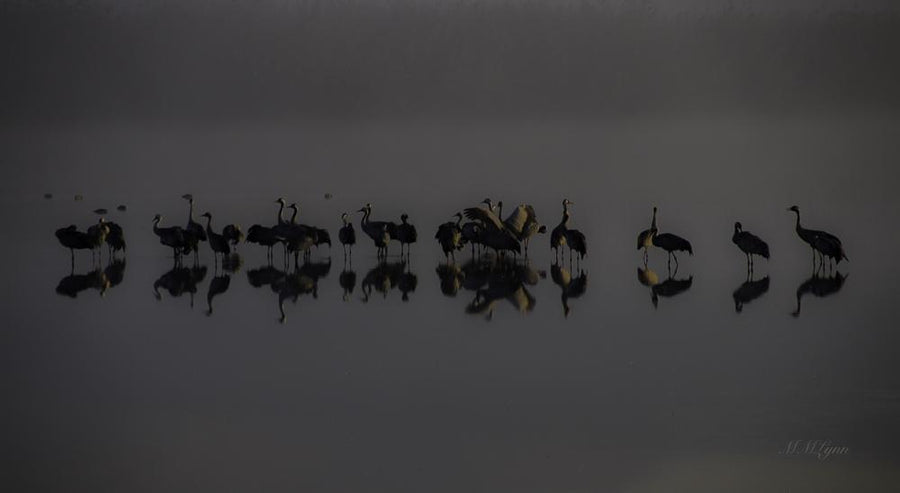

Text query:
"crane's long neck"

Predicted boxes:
[[455, 215, 462, 227], [560, 209, 570, 228], [792, 210, 802, 232], [153, 217, 161, 233], [361, 208, 370, 226], [277, 202, 285, 224], [204, 215, 213, 234], [188, 200, 195, 222], [650, 209, 657, 230], [290, 207, 298, 224]]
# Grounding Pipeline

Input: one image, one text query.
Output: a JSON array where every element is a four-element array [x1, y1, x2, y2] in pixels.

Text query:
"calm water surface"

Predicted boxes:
[[2, 118, 900, 491]]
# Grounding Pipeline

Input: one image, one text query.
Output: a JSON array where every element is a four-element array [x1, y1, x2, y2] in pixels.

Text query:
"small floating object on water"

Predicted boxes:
[[324, 193, 333, 200], [74, 194, 83, 201], [44, 193, 53, 199], [117, 204, 127, 212], [93, 208, 108, 215]]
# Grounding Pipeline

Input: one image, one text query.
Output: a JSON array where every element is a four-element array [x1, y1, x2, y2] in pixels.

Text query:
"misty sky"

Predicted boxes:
[[2, 0, 899, 123]]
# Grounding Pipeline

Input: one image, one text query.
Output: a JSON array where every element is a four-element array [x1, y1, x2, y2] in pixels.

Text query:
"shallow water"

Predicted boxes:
[[3, 118, 900, 491]]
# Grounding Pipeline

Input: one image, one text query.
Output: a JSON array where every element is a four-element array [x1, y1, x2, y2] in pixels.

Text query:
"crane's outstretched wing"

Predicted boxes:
[[503, 205, 529, 236], [464, 206, 504, 231]]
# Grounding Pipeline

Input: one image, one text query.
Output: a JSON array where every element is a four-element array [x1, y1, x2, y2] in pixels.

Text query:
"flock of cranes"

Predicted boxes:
[[55, 195, 850, 274], [51, 194, 851, 319]]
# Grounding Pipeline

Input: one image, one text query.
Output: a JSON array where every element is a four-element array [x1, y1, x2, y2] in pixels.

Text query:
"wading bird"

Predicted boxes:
[[222, 224, 244, 249], [650, 209, 692, 271], [503, 204, 546, 256], [435, 213, 464, 262], [636, 206, 657, 263], [397, 214, 417, 257], [787, 206, 848, 268], [463, 199, 520, 258], [551, 199, 574, 261], [153, 214, 188, 262], [105, 221, 126, 258], [182, 194, 207, 256], [732, 222, 769, 272], [339, 212, 356, 260], [358, 203, 398, 258], [201, 212, 231, 267]]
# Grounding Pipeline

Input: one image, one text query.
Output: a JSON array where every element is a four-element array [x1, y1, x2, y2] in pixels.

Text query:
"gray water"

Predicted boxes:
[[2, 117, 900, 491]]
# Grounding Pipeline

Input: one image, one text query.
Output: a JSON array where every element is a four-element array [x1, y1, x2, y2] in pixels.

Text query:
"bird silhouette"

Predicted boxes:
[[152, 214, 188, 263], [201, 212, 231, 268], [397, 213, 418, 258], [503, 204, 546, 256], [105, 221, 126, 258], [435, 213, 464, 262], [55, 224, 104, 269], [788, 206, 848, 269], [339, 212, 356, 262], [222, 224, 244, 249], [464, 199, 521, 258], [358, 203, 398, 259], [732, 222, 769, 273], [636, 206, 658, 263], [181, 194, 207, 258], [650, 209, 693, 273]]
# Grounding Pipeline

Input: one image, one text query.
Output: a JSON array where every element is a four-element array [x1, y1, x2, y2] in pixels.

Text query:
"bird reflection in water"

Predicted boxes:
[[206, 274, 231, 316], [248, 259, 331, 323], [435, 262, 465, 297], [637, 265, 693, 308], [153, 264, 208, 308], [340, 267, 357, 301], [732, 275, 770, 313], [360, 260, 416, 302], [56, 257, 126, 298], [792, 271, 847, 317], [551, 261, 587, 318], [464, 257, 543, 320]]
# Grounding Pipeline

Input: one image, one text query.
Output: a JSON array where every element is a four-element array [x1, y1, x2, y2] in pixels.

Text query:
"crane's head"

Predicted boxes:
[[341, 212, 349, 222], [201, 212, 212, 219], [275, 197, 286, 205], [652, 206, 657, 213], [563, 198, 573, 207], [734, 221, 742, 231], [788, 205, 799, 213], [153, 214, 162, 222], [481, 198, 493, 208], [289, 202, 298, 210], [453, 212, 462, 219], [181, 193, 193, 201], [401, 213, 409, 222], [538, 225, 547, 234]]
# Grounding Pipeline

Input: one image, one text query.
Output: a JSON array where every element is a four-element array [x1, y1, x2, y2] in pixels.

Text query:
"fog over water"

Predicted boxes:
[[2, 1, 900, 491]]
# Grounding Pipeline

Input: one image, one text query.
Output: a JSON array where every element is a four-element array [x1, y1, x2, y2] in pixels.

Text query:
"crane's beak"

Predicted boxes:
[[357, 208, 365, 213]]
